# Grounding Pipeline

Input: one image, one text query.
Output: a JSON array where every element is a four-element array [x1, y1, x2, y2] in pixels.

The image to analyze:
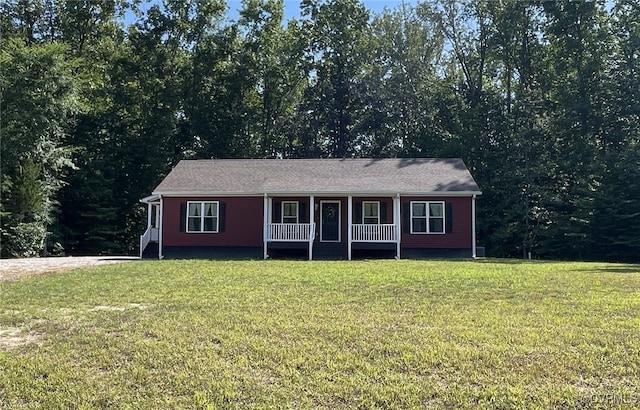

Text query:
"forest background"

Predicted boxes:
[[1, 0, 639, 261]]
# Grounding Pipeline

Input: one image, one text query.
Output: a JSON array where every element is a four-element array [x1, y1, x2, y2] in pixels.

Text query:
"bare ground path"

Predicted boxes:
[[0, 256, 139, 282]]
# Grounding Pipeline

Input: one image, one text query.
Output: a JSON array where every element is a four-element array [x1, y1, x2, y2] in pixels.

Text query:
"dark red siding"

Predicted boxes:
[[160, 194, 474, 254], [271, 197, 311, 223], [351, 197, 394, 224], [400, 196, 472, 249], [162, 196, 263, 247]]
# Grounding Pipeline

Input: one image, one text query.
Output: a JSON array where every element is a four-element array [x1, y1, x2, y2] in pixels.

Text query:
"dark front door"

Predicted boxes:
[[321, 201, 340, 242]]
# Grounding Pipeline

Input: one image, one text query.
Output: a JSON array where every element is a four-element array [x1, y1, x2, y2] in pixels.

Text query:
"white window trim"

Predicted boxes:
[[281, 200, 299, 224], [186, 201, 220, 233], [362, 201, 380, 224], [410, 201, 445, 234]]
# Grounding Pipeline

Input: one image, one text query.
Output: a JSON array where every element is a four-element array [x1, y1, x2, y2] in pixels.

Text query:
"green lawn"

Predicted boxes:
[[1, 260, 639, 409]]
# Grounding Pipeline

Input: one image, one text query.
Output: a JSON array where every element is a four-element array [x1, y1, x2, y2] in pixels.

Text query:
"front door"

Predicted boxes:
[[320, 201, 340, 242]]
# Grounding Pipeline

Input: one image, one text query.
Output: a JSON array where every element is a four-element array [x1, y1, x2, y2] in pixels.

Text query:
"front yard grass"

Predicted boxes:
[[1, 260, 639, 409]]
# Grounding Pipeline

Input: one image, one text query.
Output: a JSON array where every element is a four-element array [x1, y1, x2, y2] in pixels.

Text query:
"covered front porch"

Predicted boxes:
[[263, 194, 401, 260], [139, 195, 161, 258]]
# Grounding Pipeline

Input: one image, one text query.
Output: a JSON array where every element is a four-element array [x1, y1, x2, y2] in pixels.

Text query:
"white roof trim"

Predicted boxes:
[[152, 190, 482, 197], [140, 194, 161, 204]]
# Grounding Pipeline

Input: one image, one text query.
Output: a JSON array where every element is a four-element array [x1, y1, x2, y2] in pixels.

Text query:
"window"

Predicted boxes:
[[362, 201, 380, 224], [411, 201, 444, 234], [187, 201, 219, 233], [282, 201, 298, 224]]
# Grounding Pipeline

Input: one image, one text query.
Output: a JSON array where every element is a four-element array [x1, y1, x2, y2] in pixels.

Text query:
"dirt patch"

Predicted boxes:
[[0, 327, 40, 351], [0, 256, 139, 282], [91, 303, 148, 312]]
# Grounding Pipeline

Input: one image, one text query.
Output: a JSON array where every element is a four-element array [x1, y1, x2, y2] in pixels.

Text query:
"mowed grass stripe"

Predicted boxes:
[[1, 260, 639, 409]]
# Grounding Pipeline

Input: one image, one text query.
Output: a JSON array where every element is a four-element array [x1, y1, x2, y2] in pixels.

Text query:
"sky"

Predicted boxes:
[[230, 0, 418, 20], [133, 1, 419, 23]]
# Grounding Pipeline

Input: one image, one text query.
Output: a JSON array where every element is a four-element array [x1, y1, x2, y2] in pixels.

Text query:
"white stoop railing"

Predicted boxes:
[[352, 224, 398, 242], [140, 226, 152, 258], [268, 223, 313, 241], [139, 227, 159, 257]]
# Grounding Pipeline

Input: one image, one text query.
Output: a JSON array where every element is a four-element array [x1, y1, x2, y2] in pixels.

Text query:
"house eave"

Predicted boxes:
[[152, 190, 482, 197], [140, 194, 161, 204]]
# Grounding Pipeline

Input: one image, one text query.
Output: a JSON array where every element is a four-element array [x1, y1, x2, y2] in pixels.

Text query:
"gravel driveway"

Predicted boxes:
[[0, 256, 139, 282]]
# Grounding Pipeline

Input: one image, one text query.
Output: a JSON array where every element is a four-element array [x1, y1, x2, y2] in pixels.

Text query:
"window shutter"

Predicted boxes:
[[219, 202, 226, 232], [355, 201, 362, 224], [380, 202, 387, 223], [445, 202, 453, 233], [180, 202, 187, 232], [403, 202, 410, 233], [273, 201, 281, 223], [300, 202, 307, 223]]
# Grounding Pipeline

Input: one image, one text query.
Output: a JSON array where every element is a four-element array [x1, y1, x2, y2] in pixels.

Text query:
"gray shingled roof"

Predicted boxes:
[[152, 158, 481, 195]]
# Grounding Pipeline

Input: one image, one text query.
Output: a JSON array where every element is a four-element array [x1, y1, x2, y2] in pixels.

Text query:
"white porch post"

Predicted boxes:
[[309, 195, 314, 260], [158, 195, 164, 259], [472, 194, 477, 259], [395, 194, 401, 259], [263, 194, 269, 259], [347, 195, 353, 261], [147, 203, 152, 228]]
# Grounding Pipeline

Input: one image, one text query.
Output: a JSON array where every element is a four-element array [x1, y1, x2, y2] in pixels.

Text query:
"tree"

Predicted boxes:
[[588, 0, 640, 261], [238, 0, 306, 158], [58, 0, 216, 254], [534, 0, 610, 259], [297, 0, 370, 157], [472, 1, 553, 258], [360, 4, 445, 157], [1, 39, 79, 256]]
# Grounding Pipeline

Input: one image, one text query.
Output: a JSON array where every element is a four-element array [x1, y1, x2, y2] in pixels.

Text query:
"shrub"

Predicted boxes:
[[3, 222, 48, 257]]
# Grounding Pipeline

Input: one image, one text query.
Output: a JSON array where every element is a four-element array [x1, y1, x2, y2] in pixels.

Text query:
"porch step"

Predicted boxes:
[[142, 242, 159, 259], [312, 243, 346, 260]]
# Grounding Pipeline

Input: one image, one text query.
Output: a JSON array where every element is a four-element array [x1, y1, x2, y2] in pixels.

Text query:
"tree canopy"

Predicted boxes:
[[1, 0, 638, 261]]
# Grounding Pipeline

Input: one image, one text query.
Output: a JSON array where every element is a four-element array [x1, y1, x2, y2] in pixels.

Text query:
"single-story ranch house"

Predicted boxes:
[[139, 158, 481, 260]]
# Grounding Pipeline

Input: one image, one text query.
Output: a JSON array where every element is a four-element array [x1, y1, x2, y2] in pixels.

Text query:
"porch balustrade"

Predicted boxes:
[[140, 226, 152, 258], [139, 227, 159, 257], [268, 223, 313, 241], [351, 223, 398, 242]]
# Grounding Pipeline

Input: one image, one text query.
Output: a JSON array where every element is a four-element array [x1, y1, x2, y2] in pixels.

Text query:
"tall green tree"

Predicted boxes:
[[473, 1, 553, 258], [297, 0, 370, 157], [238, 0, 306, 158], [57, 0, 205, 254], [361, 4, 445, 157], [535, 0, 610, 259], [588, 0, 640, 261], [1, 39, 79, 256], [0, 0, 49, 43]]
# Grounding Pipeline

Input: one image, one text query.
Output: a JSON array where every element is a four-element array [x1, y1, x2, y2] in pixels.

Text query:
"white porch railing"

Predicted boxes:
[[140, 226, 152, 258], [140, 227, 160, 258], [268, 223, 313, 242], [352, 224, 398, 242]]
